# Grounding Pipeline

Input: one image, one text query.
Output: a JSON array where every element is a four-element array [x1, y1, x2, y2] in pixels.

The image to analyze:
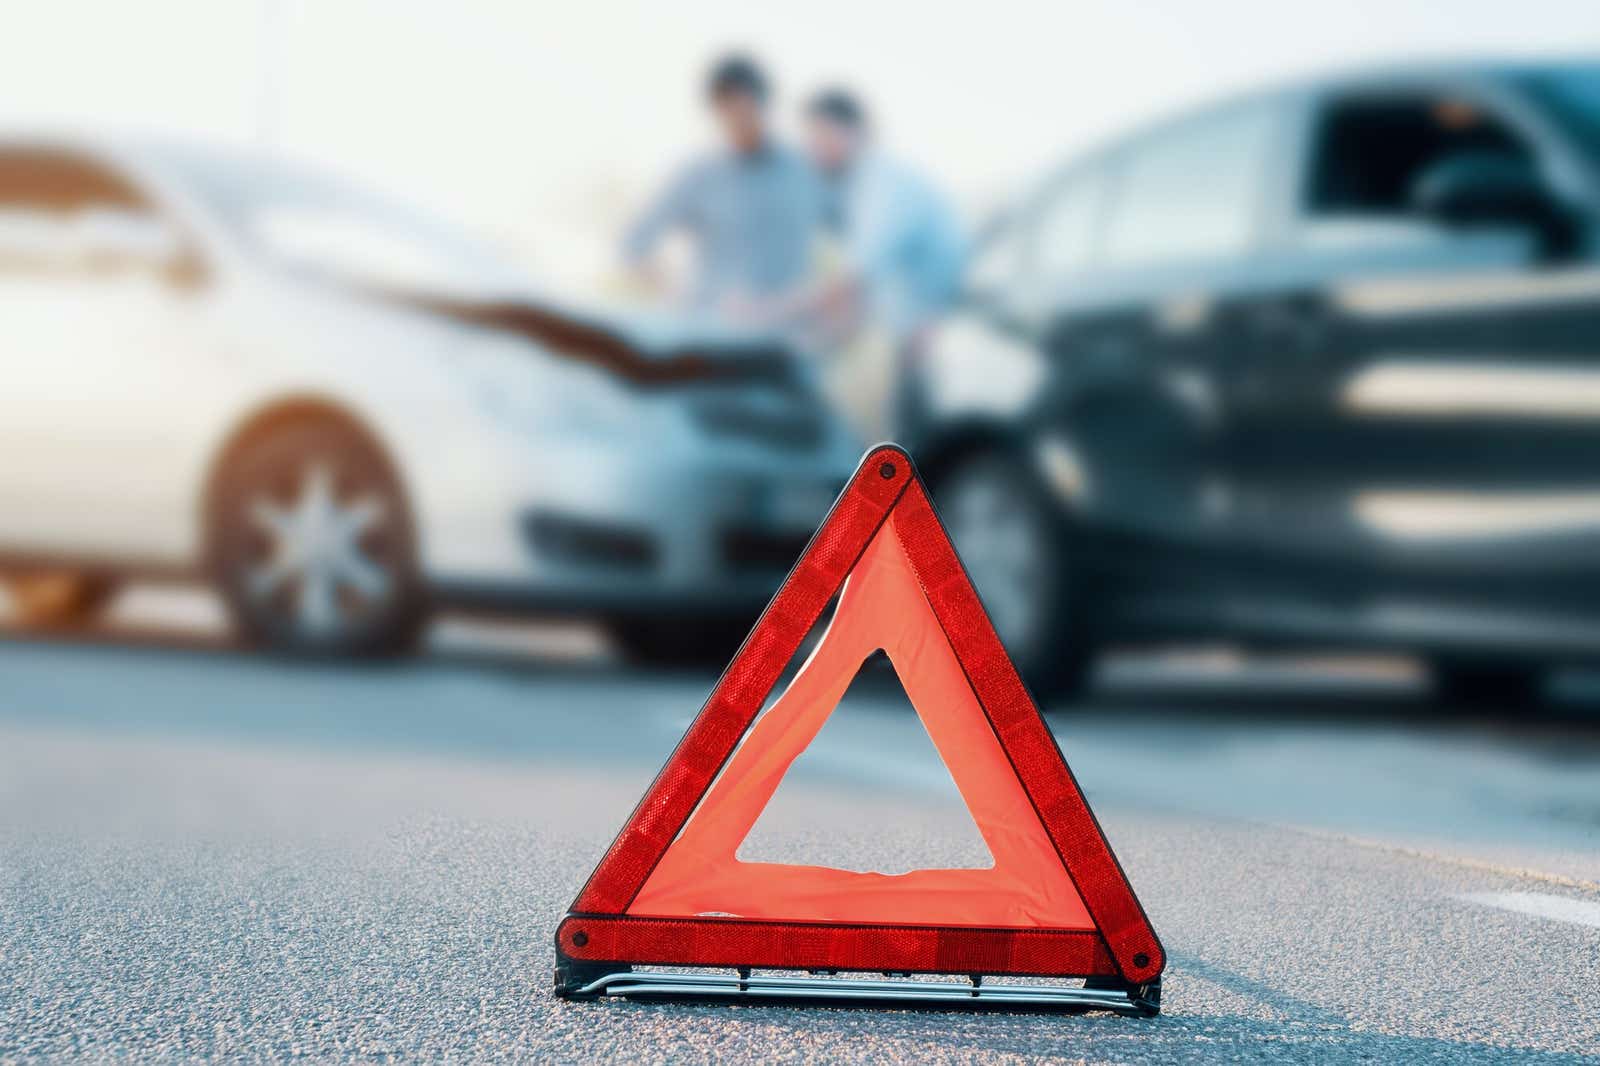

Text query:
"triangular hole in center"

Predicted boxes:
[[736, 650, 994, 875]]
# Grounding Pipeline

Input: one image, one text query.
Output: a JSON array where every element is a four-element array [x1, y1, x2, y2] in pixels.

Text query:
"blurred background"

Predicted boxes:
[[5, 3, 1600, 1058], [4, 0, 1600, 699]]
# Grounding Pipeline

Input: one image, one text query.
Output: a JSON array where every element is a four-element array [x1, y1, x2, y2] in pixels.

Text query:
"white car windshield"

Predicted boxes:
[[157, 144, 526, 297]]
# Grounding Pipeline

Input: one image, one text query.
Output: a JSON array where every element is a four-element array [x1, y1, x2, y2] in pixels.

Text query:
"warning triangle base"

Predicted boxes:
[[556, 965, 1161, 1017]]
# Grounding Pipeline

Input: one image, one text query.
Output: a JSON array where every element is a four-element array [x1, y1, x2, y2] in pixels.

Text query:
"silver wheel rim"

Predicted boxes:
[[941, 465, 1053, 656], [245, 462, 392, 640]]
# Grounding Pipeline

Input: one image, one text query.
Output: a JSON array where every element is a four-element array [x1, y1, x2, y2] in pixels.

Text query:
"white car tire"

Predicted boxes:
[[208, 419, 427, 657]]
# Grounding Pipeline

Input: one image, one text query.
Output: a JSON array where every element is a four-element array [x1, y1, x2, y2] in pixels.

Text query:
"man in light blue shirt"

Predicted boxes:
[[623, 55, 822, 315], [799, 88, 968, 341], [752, 88, 964, 435]]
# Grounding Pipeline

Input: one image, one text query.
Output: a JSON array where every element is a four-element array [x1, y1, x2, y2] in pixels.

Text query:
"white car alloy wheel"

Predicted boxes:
[[211, 420, 424, 656], [247, 462, 391, 639]]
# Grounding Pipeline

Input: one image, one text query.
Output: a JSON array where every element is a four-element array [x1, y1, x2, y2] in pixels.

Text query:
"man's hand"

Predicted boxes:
[[624, 258, 671, 298]]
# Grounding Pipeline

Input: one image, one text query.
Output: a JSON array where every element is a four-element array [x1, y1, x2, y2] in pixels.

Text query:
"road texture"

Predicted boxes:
[[2, 616, 1599, 1063]]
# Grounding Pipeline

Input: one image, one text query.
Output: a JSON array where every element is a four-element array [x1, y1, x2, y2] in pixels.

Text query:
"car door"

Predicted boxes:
[[0, 146, 217, 565], [1031, 99, 1289, 580], [1222, 82, 1600, 612]]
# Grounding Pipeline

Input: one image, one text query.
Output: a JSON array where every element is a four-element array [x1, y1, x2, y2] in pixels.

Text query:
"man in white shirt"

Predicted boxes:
[[781, 88, 967, 435], [800, 89, 968, 342]]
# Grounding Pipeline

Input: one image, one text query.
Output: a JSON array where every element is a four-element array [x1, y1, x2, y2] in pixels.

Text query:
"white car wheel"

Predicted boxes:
[[210, 421, 425, 656]]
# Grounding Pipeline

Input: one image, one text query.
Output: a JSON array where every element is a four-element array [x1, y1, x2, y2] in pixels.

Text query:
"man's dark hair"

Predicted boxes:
[[806, 88, 867, 131], [706, 53, 769, 104]]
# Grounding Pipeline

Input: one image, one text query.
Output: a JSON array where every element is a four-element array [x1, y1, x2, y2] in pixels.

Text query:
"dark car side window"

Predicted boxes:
[[1303, 93, 1531, 220], [1031, 164, 1112, 280]]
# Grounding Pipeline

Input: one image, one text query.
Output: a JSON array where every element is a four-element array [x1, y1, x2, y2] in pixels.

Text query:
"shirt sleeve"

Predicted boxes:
[[622, 160, 700, 263], [843, 161, 908, 281]]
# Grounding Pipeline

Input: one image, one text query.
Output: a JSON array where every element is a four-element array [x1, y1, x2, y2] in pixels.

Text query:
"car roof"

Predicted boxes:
[[0, 127, 268, 181], [1133, 55, 1588, 139], [1283, 54, 1600, 98], [1023, 55, 1595, 189]]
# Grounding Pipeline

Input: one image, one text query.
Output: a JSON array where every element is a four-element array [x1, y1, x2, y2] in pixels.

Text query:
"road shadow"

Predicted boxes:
[[598, 968, 1579, 1064]]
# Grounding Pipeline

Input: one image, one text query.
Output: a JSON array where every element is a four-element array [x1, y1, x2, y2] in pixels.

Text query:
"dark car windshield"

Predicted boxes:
[[1521, 64, 1600, 163]]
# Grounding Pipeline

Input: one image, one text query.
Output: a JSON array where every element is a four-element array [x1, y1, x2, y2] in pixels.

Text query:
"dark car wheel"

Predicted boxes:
[[934, 451, 1093, 704], [1430, 660, 1545, 708], [209, 420, 427, 657]]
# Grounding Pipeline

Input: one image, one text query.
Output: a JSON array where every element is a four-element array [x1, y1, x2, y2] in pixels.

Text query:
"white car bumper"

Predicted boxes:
[[413, 427, 856, 618]]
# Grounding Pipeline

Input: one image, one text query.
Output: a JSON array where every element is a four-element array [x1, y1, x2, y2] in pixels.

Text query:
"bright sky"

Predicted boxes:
[[1, 0, 1591, 290]]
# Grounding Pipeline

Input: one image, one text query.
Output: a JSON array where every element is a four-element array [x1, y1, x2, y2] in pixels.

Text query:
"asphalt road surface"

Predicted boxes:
[[2, 605, 1599, 1063]]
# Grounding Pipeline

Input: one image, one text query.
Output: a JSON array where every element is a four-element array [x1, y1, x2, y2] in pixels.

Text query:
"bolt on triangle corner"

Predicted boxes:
[[554, 443, 1164, 1015]]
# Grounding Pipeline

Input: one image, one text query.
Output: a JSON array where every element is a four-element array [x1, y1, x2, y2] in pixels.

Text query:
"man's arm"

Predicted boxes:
[[622, 161, 699, 267]]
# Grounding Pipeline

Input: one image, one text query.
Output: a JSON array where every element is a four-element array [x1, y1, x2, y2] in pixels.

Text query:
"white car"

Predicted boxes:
[[0, 134, 858, 658]]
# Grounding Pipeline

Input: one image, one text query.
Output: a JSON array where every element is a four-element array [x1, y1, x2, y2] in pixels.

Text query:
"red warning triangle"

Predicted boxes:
[[557, 445, 1163, 995]]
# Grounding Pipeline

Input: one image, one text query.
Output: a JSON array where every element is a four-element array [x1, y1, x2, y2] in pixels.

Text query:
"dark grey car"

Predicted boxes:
[[910, 60, 1600, 702]]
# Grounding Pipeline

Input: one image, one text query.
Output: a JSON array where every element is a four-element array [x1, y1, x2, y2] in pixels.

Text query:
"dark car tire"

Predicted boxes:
[[6, 572, 118, 630], [208, 420, 428, 657], [611, 614, 755, 669], [1430, 660, 1546, 708], [931, 450, 1094, 705]]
